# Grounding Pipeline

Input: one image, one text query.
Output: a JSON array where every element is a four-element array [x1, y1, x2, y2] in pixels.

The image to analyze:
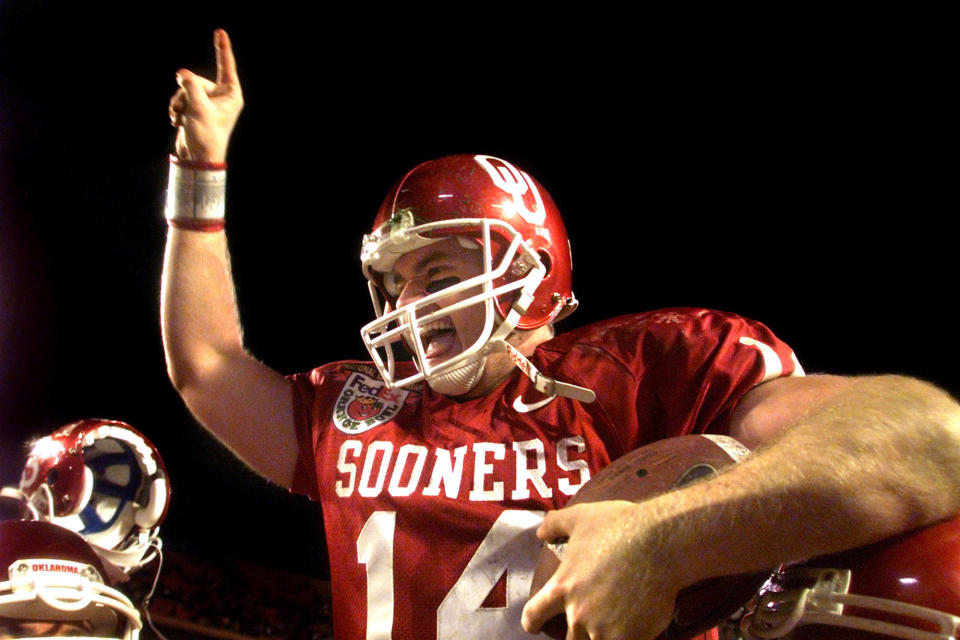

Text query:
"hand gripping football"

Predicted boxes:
[[529, 434, 771, 640]]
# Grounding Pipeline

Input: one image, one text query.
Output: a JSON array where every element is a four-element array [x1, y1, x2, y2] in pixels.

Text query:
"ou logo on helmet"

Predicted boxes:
[[20, 458, 39, 488], [474, 155, 547, 226]]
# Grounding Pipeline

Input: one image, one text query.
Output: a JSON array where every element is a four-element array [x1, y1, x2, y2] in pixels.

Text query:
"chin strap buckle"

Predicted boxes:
[[493, 341, 596, 404]]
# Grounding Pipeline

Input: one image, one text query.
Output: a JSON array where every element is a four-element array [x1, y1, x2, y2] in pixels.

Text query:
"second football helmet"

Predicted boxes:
[[17, 420, 170, 573], [360, 154, 589, 400], [741, 516, 960, 639], [0, 519, 141, 639]]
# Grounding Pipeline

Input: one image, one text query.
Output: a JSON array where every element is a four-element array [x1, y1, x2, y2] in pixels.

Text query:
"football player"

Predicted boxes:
[[0, 520, 142, 639], [160, 29, 960, 640]]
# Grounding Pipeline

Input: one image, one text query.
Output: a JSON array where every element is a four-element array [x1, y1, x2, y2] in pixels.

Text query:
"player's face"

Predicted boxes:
[[0, 620, 97, 637], [391, 237, 488, 371]]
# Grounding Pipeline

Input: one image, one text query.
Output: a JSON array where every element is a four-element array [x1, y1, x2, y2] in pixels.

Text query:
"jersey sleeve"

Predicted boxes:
[[639, 309, 802, 443], [552, 309, 802, 453], [286, 366, 332, 501]]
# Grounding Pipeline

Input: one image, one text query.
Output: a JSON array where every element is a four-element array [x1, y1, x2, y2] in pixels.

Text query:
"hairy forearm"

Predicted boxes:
[[160, 228, 298, 486], [161, 228, 246, 389], [653, 375, 960, 587]]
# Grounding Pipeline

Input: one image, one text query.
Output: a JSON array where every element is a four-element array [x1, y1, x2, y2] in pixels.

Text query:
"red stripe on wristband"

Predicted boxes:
[[169, 155, 227, 171], [167, 218, 226, 232]]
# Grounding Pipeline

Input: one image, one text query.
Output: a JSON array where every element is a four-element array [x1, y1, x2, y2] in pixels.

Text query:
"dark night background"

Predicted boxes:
[[1, 4, 954, 581]]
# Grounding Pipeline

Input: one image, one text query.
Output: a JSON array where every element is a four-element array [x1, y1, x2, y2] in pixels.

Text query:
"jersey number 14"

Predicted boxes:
[[357, 509, 546, 639]]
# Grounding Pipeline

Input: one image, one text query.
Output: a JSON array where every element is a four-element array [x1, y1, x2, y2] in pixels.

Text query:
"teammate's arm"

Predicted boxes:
[[522, 374, 960, 640], [161, 30, 298, 488]]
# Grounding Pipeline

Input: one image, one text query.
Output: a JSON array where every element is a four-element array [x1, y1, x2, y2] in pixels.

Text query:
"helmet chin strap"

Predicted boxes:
[[425, 338, 595, 403], [493, 341, 596, 403]]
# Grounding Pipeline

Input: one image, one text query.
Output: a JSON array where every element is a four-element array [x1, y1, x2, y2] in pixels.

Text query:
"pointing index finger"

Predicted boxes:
[[214, 29, 239, 88]]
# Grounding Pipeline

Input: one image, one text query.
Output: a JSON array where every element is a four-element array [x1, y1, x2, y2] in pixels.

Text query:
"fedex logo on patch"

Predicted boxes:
[[347, 374, 404, 403], [334, 372, 409, 434]]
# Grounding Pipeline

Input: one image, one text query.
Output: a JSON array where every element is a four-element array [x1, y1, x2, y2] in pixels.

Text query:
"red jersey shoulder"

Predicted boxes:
[[289, 360, 423, 435], [536, 309, 801, 449], [543, 308, 755, 359], [539, 308, 801, 389], [541, 307, 796, 354]]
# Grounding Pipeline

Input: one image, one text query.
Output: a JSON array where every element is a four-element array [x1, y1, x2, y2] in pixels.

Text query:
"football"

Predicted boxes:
[[529, 434, 770, 640]]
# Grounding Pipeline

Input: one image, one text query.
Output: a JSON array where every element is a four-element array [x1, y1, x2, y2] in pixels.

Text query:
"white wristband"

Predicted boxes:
[[165, 156, 227, 231]]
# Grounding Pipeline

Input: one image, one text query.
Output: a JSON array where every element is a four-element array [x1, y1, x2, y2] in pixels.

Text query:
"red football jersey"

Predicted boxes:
[[289, 309, 801, 640]]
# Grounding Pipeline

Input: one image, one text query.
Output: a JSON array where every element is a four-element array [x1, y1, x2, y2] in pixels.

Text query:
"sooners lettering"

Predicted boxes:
[[335, 437, 590, 501]]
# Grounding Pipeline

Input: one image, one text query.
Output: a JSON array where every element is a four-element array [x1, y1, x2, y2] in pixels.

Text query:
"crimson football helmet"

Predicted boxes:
[[0, 520, 141, 639], [740, 516, 960, 639], [360, 154, 591, 400], [16, 420, 170, 574]]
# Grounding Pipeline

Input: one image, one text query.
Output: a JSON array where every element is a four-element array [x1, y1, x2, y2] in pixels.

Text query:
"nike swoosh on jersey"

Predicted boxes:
[[512, 394, 556, 413]]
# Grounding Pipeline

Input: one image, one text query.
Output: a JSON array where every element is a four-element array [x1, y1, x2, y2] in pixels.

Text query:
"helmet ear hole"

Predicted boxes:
[[538, 250, 552, 277]]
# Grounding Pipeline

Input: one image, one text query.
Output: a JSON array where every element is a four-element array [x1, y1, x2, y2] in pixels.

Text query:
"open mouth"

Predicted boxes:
[[419, 320, 459, 360]]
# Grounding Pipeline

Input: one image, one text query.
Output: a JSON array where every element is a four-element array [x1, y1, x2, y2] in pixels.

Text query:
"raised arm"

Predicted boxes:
[[522, 374, 960, 639], [161, 30, 298, 488]]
